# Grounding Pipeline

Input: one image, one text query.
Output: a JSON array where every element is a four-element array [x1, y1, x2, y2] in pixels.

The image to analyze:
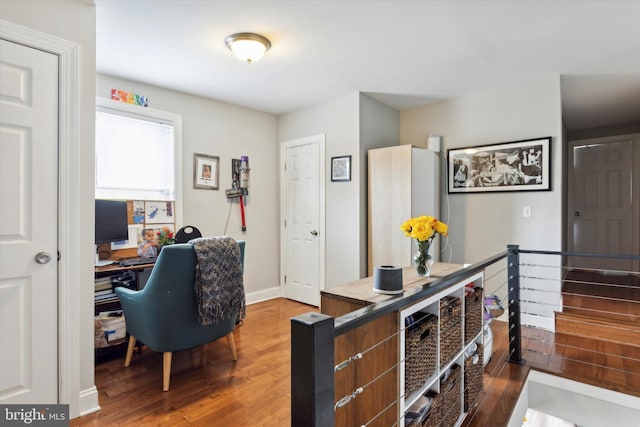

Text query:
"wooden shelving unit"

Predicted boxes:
[[321, 264, 484, 426], [400, 272, 484, 426]]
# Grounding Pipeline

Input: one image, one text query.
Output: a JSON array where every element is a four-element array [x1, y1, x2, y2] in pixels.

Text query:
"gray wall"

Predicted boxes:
[[400, 76, 564, 263], [0, 0, 97, 415], [567, 121, 640, 141], [400, 75, 564, 330], [277, 92, 399, 287], [96, 74, 280, 299], [358, 94, 400, 277], [278, 92, 361, 288]]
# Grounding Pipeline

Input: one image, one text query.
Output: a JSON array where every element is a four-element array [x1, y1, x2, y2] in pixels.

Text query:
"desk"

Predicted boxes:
[[95, 261, 156, 275], [321, 263, 467, 427], [94, 261, 155, 312], [94, 261, 155, 360]]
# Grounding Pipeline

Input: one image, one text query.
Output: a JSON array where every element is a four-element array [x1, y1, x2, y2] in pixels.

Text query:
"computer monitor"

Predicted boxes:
[[95, 200, 129, 267], [95, 199, 128, 244]]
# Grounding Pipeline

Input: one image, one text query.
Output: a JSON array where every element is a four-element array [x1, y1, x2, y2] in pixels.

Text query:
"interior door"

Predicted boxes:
[[570, 140, 635, 271], [0, 39, 59, 403], [283, 139, 322, 306]]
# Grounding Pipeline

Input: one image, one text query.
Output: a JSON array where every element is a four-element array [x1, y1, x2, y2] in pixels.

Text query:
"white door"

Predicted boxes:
[[281, 137, 324, 306], [569, 140, 636, 271], [0, 39, 59, 403]]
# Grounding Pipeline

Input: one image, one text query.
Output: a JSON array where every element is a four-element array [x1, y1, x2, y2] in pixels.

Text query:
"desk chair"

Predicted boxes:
[[115, 240, 245, 391], [174, 225, 202, 243]]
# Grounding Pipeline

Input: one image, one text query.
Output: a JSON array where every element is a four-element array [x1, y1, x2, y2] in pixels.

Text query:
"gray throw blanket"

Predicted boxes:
[[191, 236, 246, 325]]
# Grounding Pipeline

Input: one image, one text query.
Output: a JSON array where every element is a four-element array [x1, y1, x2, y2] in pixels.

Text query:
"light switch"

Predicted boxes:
[[523, 205, 531, 218]]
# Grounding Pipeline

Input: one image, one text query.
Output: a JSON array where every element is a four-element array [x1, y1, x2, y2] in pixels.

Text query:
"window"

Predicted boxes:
[[95, 97, 183, 230], [95, 98, 182, 203]]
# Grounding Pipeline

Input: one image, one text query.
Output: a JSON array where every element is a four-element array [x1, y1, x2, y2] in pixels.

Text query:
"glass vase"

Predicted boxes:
[[414, 240, 434, 277]]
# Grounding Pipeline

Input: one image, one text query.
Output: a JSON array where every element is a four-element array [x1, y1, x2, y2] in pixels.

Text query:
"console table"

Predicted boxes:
[[321, 263, 484, 427]]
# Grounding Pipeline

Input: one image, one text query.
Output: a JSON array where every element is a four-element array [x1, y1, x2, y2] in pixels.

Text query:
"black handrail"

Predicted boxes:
[[334, 249, 640, 337], [520, 248, 640, 260], [290, 246, 640, 427]]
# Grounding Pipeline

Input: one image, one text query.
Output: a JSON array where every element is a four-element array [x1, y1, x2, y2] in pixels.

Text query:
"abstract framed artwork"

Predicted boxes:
[[331, 155, 351, 182], [447, 137, 551, 193]]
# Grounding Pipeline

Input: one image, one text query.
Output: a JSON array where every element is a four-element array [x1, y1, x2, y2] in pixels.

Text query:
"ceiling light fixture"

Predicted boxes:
[[225, 32, 271, 64]]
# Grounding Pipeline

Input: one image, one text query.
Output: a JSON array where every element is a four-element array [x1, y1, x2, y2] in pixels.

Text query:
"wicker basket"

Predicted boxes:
[[423, 365, 461, 427], [405, 314, 438, 395], [420, 390, 440, 427], [464, 344, 484, 411], [439, 297, 462, 366], [439, 365, 462, 427], [464, 287, 483, 344]]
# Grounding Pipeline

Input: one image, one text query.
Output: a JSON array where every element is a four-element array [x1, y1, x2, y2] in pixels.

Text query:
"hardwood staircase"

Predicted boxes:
[[553, 269, 640, 394], [555, 269, 640, 348]]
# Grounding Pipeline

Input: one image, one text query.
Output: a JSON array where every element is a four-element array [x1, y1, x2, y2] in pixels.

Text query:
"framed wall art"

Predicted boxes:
[[447, 137, 551, 193], [331, 155, 351, 182], [193, 153, 220, 190]]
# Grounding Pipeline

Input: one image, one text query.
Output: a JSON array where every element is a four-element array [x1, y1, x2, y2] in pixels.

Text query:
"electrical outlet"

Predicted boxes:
[[523, 205, 531, 218]]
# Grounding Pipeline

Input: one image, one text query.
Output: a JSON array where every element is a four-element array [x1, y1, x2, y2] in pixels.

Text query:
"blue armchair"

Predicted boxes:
[[115, 241, 245, 391]]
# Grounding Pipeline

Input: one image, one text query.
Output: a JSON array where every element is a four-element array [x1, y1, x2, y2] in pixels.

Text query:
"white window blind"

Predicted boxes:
[[95, 109, 176, 200]]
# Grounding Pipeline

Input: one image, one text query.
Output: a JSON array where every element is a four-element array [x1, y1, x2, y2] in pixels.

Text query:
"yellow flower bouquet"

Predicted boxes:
[[400, 216, 448, 276]]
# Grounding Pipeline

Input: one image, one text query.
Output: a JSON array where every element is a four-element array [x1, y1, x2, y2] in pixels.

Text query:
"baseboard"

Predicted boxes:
[[521, 312, 555, 332], [78, 386, 100, 417], [246, 286, 281, 305]]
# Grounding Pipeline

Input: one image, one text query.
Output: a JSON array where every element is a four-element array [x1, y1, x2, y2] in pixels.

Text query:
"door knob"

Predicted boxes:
[[310, 230, 319, 236], [35, 251, 52, 264]]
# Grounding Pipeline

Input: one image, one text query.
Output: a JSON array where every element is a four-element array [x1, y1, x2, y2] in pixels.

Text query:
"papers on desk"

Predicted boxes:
[[111, 224, 142, 250]]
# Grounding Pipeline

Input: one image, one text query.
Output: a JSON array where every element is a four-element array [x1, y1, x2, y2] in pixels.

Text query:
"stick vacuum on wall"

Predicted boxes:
[[226, 156, 250, 232]]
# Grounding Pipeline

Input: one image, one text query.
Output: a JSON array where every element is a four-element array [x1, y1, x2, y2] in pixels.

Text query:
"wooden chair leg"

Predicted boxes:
[[201, 344, 208, 366], [163, 352, 172, 392], [124, 335, 136, 367], [226, 332, 238, 361]]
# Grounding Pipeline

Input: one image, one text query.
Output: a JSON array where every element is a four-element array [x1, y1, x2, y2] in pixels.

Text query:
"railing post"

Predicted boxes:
[[507, 244, 524, 365], [291, 312, 335, 427]]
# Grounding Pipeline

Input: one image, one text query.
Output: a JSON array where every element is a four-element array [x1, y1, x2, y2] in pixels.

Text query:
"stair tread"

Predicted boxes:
[[562, 269, 640, 299], [562, 306, 639, 324], [555, 310, 640, 329]]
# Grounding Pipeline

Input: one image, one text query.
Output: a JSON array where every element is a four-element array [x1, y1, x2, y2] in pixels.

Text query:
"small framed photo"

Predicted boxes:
[[331, 155, 351, 182], [193, 153, 219, 190], [447, 137, 551, 193]]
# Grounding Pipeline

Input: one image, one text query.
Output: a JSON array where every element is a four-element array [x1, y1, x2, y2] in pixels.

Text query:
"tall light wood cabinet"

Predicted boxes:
[[368, 145, 439, 275]]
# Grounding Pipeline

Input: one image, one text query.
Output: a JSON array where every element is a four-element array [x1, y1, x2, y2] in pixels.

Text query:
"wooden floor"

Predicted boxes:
[[72, 298, 317, 426], [463, 321, 640, 427], [73, 298, 639, 426]]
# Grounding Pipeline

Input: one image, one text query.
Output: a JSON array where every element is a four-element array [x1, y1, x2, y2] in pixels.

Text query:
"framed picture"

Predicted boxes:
[[447, 137, 551, 193], [331, 155, 351, 182], [193, 153, 219, 190]]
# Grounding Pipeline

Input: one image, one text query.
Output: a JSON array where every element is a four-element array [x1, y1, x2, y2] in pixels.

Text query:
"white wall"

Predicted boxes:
[[400, 76, 564, 330], [96, 74, 280, 298], [359, 94, 400, 277], [278, 92, 361, 288], [0, 0, 97, 416]]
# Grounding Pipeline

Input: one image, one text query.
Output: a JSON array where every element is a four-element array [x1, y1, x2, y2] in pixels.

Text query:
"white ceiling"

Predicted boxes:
[[96, 1, 640, 129]]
